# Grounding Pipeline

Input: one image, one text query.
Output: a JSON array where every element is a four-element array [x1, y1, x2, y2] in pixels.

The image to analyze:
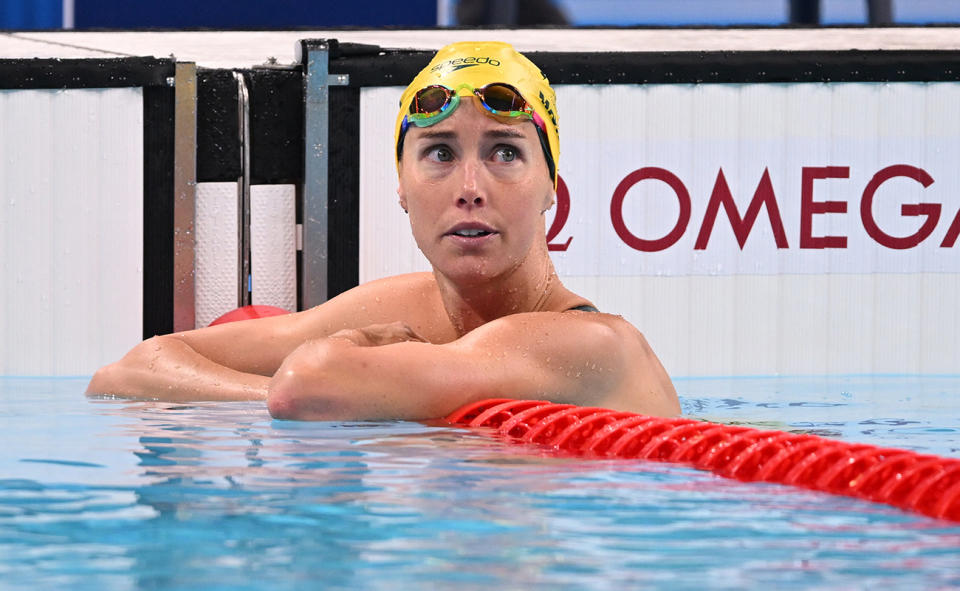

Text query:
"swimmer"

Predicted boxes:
[[87, 41, 680, 420]]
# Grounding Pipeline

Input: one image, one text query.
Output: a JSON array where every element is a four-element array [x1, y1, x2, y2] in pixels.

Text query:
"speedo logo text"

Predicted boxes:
[[431, 56, 502, 72]]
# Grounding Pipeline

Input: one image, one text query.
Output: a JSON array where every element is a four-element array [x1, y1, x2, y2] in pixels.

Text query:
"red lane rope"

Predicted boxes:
[[446, 398, 960, 523]]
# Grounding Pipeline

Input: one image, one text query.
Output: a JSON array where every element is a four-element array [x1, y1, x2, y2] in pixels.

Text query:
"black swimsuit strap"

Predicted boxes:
[[567, 304, 600, 313]]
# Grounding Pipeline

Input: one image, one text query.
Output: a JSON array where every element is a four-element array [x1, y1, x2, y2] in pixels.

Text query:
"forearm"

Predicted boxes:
[[266, 338, 356, 420], [86, 335, 270, 402], [267, 337, 450, 421]]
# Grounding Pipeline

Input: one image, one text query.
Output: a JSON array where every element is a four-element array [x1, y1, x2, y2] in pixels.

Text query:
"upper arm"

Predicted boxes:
[[268, 312, 676, 421], [444, 313, 626, 406], [450, 313, 677, 416], [169, 273, 439, 376]]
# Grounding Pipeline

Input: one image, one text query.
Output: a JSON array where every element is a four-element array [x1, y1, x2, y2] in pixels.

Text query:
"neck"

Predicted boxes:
[[434, 244, 561, 336]]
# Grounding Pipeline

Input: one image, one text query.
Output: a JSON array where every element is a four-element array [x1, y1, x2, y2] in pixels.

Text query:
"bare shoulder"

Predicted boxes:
[[464, 309, 647, 357], [456, 311, 680, 416], [584, 312, 680, 416], [341, 271, 437, 295], [295, 272, 448, 337], [315, 272, 437, 310], [164, 272, 445, 376]]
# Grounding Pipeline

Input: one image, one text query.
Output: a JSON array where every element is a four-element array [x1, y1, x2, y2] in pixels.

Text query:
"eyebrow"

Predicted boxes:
[[412, 128, 528, 141], [484, 128, 526, 140], [414, 130, 457, 140]]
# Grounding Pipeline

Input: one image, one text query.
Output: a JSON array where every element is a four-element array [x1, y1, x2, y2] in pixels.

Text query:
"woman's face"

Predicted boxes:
[[398, 97, 555, 284]]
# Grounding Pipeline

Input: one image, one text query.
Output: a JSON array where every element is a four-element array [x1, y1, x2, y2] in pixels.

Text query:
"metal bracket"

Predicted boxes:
[[234, 71, 252, 308], [172, 62, 197, 332], [300, 39, 348, 310]]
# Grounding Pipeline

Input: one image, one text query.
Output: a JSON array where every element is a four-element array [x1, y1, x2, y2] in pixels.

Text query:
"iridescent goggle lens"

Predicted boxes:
[[408, 83, 534, 125]]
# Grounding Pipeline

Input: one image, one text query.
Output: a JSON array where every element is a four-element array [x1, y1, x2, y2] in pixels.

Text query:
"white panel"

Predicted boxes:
[[560, 274, 959, 376], [547, 82, 960, 277], [251, 184, 296, 312], [359, 83, 960, 376], [195, 182, 239, 328], [0, 88, 143, 376]]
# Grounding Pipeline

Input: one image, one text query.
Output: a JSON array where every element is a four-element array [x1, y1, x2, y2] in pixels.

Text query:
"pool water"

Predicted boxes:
[[2, 375, 959, 590]]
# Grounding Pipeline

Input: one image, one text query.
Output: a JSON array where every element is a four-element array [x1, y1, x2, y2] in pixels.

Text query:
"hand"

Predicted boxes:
[[328, 321, 428, 347]]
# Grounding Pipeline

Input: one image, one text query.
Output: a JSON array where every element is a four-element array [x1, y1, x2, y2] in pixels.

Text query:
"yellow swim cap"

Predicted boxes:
[[395, 41, 560, 189]]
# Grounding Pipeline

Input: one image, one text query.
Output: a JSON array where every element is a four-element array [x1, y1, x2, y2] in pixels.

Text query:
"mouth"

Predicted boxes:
[[450, 228, 495, 237], [445, 223, 498, 243]]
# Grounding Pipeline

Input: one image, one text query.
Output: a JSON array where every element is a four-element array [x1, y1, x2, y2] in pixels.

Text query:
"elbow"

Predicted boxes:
[[267, 342, 344, 421], [86, 336, 160, 395], [86, 363, 118, 396], [266, 371, 308, 420], [266, 385, 298, 420]]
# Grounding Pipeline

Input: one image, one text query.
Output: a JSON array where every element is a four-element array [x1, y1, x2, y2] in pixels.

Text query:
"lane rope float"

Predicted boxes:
[[447, 398, 960, 523]]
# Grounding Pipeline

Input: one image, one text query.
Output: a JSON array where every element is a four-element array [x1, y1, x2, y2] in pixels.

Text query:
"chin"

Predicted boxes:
[[436, 262, 495, 284], [432, 255, 525, 286]]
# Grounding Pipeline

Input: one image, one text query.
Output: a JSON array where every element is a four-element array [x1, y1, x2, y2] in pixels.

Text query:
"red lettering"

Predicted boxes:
[[942, 208, 960, 248], [611, 167, 691, 252], [861, 165, 939, 249], [800, 166, 849, 249], [695, 168, 789, 250], [547, 175, 573, 251]]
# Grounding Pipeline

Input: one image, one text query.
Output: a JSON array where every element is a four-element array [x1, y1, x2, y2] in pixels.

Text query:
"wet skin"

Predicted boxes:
[[87, 98, 680, 420]]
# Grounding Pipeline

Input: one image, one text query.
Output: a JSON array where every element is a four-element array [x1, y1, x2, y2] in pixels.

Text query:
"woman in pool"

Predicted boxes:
[[87, 41, 680, 420]]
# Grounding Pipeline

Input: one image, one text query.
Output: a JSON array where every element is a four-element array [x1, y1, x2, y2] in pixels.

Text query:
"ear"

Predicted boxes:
[[397, 186, 408, 213], [541, 189, 556, 214]]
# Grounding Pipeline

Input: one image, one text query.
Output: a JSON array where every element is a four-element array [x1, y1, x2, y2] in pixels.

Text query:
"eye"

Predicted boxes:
[[426, 145, 454, 163], [493, 145, 518, 162]]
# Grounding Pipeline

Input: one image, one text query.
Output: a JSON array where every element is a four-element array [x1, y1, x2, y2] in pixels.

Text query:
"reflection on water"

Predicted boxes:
[[1, 376, 959, 590]]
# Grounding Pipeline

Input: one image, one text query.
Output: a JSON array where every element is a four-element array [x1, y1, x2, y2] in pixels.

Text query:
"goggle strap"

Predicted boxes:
[[534, 123, 557, 184]]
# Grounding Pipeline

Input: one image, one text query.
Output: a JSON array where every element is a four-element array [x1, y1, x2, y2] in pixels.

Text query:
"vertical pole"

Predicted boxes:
[[300, 40, 332, 310], [789, 0, 820, 24], [299, 39, 349, 310], [867, 0, 893, 24], [234, 71, 252, 308], [437, 0, 453, 26], [62, 0, 74, 29], [172, 62, 197, 332]]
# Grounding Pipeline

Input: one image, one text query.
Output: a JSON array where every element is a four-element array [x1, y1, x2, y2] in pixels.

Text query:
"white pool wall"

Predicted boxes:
[[0, 88, 143, 375]]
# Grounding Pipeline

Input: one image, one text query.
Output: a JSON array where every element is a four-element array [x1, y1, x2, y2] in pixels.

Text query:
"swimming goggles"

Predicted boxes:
[[401, 82, 545, 132], [397, 82, 555, 181]]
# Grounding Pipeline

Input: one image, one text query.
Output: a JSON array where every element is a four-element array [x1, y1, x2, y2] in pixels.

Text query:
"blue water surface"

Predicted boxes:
[[1, 375, 959, 590]]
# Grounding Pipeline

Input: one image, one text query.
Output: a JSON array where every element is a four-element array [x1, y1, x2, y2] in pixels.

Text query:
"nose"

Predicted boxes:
[[456, 159, 486, 209]]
